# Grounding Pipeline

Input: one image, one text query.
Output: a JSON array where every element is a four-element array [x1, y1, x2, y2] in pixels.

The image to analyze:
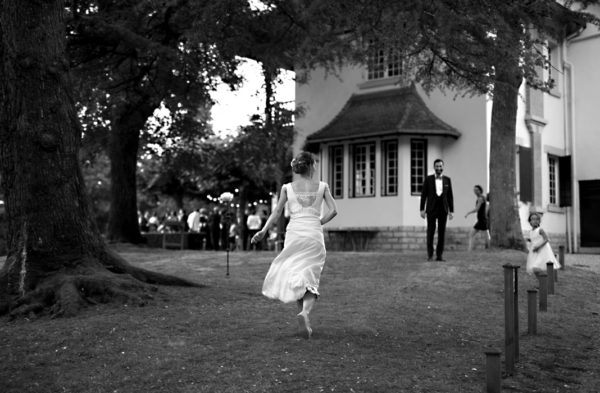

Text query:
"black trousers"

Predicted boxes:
[[427, 211, 448, 258]]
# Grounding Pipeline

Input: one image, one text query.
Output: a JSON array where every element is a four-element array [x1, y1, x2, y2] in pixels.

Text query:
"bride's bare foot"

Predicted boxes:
[[297, 312, 312, 339]]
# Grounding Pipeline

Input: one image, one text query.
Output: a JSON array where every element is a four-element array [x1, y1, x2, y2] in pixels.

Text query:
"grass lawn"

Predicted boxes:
[[1, 246, 599, 393]]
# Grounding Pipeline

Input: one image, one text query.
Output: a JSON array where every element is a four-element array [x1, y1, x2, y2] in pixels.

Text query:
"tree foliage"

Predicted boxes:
[[66, 0, 253, 242], [66, 0, 307, 243], [197, 102, 295, 199], [0, 0, 200, 318], [259, 0, 598, 91]]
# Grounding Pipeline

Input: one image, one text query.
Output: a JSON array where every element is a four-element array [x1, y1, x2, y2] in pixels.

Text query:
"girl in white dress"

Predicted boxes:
[[251, 152, 338, 339], [526, 212, 560, 275]]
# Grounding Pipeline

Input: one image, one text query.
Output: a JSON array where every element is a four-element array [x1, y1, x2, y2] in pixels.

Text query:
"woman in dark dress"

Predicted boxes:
[[464, 185, 490, 251]]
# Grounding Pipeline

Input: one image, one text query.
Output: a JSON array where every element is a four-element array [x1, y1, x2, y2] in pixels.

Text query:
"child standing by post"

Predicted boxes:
[[526, 212, 561, 275]]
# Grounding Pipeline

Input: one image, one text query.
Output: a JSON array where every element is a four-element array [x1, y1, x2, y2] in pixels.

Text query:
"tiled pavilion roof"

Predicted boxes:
[[306, 85, 461, 144]]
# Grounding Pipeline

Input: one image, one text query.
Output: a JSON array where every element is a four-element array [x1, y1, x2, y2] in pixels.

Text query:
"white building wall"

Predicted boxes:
[[540, 84, 568, 234], [294, 13, 600, 242], [294, 65, 364, 154], [295, 66, 489, 230], [569, 22, 600, 181], [567, 16, 600, 251], [414, 86, 488, 229], [542, 96, 566, 152]]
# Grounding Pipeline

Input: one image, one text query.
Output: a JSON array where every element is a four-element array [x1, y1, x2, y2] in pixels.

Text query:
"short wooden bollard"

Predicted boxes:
[[485, 349, 502, 393], [226, 249, 230, 277], [559, 245, 565, 270], [546, 262, 555, 295], [538, 273, 548, 312], [527, 289, 538, 334], [503, 264, 515, 374], [512, 265, 520, 362]]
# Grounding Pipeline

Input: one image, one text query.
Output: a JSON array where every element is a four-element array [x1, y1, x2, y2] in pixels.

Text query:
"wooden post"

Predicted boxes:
[[546, 262, 555, 295], [226, 249, 230, 277], [485, 349, 502, 393], [558, 245, 565, 270], [503, 264, 515, 374], [538, 273, 548, 312], [512, 265, 520, 362], [527, 289, 537, 334]]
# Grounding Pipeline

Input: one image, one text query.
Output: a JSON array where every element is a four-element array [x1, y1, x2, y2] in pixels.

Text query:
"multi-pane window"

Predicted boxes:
[[328, 145, 344, 199], [367, 47, 386, 80], [352, 143, 376, 197], [367, 42, 402, 80], [548, 155, 558, 205], [383, 140, 398, 196], [410, 139, 427, 194], [387, 48, 401, 77]]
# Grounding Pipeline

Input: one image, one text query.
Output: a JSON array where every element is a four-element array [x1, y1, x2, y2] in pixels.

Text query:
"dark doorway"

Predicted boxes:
[[580, 180, 600, 247]]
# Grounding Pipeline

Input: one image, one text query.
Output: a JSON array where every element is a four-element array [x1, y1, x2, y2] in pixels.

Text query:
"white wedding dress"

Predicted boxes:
[[262, 182, 327, 303], [526, 227, 560, 274]]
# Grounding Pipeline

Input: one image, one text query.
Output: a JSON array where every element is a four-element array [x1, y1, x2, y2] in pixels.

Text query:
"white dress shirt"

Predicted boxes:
[[435, 176, 443, 196]]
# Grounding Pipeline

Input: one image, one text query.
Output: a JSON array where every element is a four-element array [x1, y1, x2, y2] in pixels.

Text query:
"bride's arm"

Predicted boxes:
[[251, 185, 288, 244], [320, 183, 338, 226]]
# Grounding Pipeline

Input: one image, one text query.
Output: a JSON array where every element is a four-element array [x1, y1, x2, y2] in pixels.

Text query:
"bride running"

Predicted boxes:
[[251, 151, 338, 339]]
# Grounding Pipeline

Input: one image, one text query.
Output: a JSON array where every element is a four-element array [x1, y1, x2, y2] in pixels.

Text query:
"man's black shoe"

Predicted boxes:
[[436, 257, 445, 262]]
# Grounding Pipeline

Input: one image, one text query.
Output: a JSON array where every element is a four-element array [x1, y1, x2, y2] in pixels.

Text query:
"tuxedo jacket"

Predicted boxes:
[[419, 175, 454, 215]]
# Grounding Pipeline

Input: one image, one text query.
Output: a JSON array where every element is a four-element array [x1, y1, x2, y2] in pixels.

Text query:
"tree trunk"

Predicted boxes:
[[263, 63, 276, 129], [107, 102, 154, 244], [489, 66, 527, 250], [0, 0, 198, 317]]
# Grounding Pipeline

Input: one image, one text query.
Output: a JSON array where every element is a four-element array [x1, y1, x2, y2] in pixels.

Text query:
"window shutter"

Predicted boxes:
[[559, 155, 572, 207], [519, 146, 533, 203]]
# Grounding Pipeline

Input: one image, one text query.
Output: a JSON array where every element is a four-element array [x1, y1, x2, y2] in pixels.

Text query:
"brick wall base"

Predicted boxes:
[[324, 226, 567, 252]]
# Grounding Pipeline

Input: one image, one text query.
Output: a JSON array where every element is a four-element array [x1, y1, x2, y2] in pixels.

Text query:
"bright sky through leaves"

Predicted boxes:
[[210, 58, 295, 137]]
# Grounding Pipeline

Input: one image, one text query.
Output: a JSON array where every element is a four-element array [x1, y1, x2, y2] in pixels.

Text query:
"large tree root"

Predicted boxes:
[[0, 248, 203, 318], [100, 248, 201, 287], [7, 270, 156, 318]]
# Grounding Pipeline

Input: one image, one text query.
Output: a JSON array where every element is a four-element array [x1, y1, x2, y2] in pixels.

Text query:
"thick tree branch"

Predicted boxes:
[[74, 16, 179, 60]]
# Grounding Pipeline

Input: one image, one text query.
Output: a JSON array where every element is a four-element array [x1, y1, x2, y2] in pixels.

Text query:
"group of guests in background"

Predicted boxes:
[[138, 209, 186, 233], [137, 205, 274, 251]]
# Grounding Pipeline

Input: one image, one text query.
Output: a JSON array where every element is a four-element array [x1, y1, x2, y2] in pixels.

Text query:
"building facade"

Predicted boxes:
[[292, 9, 600, 253]]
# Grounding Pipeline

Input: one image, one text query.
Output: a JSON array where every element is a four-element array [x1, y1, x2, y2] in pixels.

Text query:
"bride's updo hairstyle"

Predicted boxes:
[[290, 152, 315, 175]]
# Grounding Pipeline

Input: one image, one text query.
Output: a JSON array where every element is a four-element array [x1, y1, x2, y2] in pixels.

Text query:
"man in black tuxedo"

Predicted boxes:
[[420, 159, 454, 261]]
